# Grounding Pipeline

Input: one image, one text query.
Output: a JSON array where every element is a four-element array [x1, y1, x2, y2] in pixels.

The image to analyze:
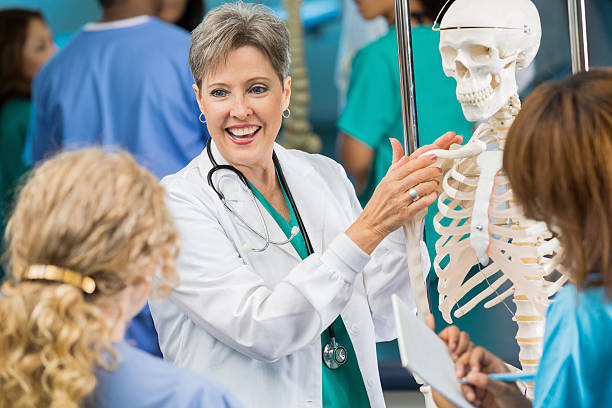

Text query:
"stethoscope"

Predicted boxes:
[[206, 139, 347, 370]]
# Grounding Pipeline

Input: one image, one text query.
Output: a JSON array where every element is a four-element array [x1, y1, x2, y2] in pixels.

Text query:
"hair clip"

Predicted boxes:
[[23, 265, 96, 294]]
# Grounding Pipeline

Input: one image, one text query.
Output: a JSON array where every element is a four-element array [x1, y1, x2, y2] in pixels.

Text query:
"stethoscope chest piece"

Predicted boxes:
[[323, 337, 347, 370]]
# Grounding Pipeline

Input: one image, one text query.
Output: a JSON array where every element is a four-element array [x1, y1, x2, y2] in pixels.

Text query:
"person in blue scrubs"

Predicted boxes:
[[0, 149, 240, 408], [433, 70, 612, 408], [26, 0, 207, 178], [25, 0, 209, 355]]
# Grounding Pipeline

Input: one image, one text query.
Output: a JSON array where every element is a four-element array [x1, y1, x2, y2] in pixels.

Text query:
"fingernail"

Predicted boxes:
[[451, 354, 458, 361], [467, 391, 475, 401], [456, 367, 462, 376], [429, 154, 437, 161]]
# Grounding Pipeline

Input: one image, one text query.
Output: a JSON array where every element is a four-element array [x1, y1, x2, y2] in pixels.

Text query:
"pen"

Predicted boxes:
[[459, 372, 536, 384]]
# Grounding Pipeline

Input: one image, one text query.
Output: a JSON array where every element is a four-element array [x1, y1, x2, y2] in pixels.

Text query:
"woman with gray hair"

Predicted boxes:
[[150, 2, 461, 407]]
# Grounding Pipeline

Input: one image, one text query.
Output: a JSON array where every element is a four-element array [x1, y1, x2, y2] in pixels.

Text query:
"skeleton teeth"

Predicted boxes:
[[457, 85, 494, 105], [229, 126, 259, 136]]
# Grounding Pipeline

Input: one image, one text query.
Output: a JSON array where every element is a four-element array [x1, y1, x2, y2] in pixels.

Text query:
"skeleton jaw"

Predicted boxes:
[[458, 69, 517, 122], [457, 83, 494, 105]]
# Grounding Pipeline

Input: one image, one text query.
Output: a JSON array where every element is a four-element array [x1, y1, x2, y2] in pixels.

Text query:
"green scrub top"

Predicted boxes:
[[0, 98, 31, 281], [248, 175, 371, 408], [337, 25, 472, 359], [338, 25, 471, 206]]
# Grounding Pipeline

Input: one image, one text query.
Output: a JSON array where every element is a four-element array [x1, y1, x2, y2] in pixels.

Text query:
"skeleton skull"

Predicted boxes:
[[439, 0, 541, 121]]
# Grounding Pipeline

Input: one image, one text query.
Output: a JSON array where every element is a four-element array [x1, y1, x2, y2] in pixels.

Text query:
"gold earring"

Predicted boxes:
[[282, 108, 291, 119], [199, 113, 206, 124]]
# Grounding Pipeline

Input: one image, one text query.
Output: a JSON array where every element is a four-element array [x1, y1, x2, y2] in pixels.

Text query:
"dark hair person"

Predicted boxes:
[[158, 0, 205, 32], [434, 69, 612, 408], [0, 9, 56, 281]]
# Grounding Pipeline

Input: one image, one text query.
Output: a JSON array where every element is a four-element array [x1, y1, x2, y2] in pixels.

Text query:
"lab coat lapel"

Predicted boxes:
[[204, 141, 301, 261], [276, 147, 326, 254]]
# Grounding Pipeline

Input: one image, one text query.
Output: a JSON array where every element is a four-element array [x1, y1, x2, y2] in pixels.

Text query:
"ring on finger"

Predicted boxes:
[[408, 187, 420, 202]]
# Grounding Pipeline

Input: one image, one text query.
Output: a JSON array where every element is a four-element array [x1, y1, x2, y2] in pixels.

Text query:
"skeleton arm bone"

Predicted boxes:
[[419, 139, 487, 175], [402, 211, 431, 320]]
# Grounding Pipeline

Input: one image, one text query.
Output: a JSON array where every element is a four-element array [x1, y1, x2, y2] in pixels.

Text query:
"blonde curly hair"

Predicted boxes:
[[0, 149, 179, 407]]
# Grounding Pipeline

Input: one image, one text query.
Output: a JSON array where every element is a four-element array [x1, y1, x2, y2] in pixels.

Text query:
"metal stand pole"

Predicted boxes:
[[394, 0, 419, 155], [394, 0, 430, 320], [567, 0, 589, 73], [394, 2, 435, 401]]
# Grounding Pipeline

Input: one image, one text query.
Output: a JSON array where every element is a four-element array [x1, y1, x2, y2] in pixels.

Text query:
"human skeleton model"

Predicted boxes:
[[408, 0, 568, 398], [281, 0, 322, 153]]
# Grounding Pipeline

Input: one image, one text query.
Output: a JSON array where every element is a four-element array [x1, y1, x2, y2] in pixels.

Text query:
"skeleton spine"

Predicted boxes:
[[494, 99, 542, 399], [280, 0, 321, 153]]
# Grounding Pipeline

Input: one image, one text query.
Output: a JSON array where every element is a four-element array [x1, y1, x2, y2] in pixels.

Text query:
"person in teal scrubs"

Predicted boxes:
[[338, 0, 471, 362], [433, 70, 612, 408], [0, 9, 56, 281]]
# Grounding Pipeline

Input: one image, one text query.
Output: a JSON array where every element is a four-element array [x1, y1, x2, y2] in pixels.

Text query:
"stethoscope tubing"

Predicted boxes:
[[207, 141, 299, 252]]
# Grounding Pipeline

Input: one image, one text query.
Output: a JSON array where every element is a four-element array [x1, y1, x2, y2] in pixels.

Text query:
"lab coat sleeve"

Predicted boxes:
[[330, 159, 430, 342], [161, 176, 371, 363]]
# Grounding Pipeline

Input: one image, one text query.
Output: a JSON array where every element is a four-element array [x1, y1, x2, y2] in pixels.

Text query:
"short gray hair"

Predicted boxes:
[[189, 2, 291, 88]]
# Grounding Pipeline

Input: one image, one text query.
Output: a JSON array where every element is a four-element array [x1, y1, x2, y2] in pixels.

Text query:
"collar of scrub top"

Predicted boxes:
[[83, 15, 150, 32]]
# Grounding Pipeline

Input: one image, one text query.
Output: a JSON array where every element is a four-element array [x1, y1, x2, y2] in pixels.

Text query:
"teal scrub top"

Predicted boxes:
[[248, 175, 371, 408], [0, 98, 31, 281], [338, 25, 471, 206], [533, 283, 612, 407], [0, 98, 30, 212]]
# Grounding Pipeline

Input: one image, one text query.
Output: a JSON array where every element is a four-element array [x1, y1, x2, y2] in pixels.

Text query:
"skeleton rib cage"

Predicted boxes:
[[431, 101, 568, 395]]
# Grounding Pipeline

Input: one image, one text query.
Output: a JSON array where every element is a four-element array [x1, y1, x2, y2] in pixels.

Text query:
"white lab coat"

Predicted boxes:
[[150, 141, 429, 408]]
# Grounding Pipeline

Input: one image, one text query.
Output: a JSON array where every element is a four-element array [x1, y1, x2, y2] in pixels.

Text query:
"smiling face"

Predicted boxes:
[[194, 46, 291, 171]]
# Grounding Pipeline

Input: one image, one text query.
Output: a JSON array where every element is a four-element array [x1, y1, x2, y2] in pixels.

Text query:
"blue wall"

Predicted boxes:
[[0, 0, 100, 34]]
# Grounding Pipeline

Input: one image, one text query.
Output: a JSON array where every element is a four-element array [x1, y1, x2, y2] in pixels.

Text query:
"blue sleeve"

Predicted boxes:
[[23, 104, 36, 166], [533, 317, 581, 408], [533, 287, 586, 408], [28, 71, 63, 164]]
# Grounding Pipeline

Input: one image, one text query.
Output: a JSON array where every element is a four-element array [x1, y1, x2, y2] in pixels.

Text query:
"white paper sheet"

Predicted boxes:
[[392, 294, 476, 408]]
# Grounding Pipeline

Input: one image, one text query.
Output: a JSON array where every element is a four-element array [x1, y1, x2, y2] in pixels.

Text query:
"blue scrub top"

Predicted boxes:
[[534, 283, 612, 407], [85, 342, 242, 408], [26, 17, 207, 178]]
